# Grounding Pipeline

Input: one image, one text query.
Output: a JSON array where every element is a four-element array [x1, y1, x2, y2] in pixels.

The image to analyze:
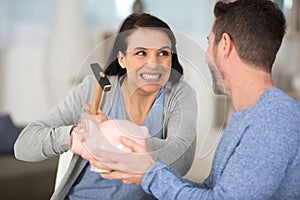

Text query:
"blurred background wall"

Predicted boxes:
[[0, 0, 215, 124], [0, 0, 299, 183]]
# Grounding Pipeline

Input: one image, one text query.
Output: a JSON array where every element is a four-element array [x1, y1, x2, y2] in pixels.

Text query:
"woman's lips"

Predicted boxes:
[[141, 73, 162, 82]]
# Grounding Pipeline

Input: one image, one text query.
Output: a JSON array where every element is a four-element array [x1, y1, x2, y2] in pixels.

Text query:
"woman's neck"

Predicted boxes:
[[121, 78, 159, 125]]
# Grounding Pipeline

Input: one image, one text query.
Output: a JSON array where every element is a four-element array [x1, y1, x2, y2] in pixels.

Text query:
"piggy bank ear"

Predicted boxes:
[[140, 126, 149, 137]]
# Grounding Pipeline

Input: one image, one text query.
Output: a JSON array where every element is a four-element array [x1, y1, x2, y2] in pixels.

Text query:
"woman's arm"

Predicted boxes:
[[14, 76, 95, 161], [146, 81, 198, 176]]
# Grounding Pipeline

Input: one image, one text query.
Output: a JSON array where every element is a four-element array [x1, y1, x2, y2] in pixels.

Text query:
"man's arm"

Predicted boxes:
[[97, 124, 296, 199]]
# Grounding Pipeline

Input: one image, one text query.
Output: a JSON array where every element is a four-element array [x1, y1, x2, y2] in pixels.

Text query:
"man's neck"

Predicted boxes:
[[228, 66, 274, 112]]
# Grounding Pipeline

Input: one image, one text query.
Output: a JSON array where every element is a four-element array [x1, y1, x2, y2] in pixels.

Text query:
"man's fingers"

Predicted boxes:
[[119, 136, 146, 153], [100, 171, 143, 185], [90, 159, 112, 171], [101, 170, 122, 178]]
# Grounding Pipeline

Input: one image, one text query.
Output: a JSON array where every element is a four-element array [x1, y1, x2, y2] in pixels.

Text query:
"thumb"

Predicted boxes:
[[119, 136, 146, 153], [82, 100, 91, 111]]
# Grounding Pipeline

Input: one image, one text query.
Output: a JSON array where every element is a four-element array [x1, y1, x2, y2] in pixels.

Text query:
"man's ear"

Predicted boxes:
[[221, 33, 234, 58], [117, 51, 126, 69]]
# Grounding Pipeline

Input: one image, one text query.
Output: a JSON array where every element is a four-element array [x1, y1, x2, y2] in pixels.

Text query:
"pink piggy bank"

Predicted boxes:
[[70, 119, 148, 172]]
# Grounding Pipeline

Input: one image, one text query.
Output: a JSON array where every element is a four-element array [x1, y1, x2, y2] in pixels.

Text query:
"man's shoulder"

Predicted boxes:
[[258, 87, 300, 116], [248, 87, 300, 137]]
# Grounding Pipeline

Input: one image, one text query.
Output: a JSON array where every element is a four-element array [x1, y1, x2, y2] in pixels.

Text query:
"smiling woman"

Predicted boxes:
[[14, 13, 198, 200], [117, 29, 173, 124]]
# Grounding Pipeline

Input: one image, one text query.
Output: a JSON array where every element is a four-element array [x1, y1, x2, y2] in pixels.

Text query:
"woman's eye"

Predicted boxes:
[[159, 50, 171, 56], [136, 51, 146, 56]]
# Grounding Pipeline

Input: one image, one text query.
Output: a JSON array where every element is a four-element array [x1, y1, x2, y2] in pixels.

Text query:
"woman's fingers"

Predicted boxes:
[[96, 110, 108, 122], [81, 111, 107, 124], [82, 100, 91, 112]]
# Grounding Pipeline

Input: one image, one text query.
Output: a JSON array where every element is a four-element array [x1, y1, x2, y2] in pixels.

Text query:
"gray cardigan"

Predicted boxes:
[[14, 75, 198, 200]]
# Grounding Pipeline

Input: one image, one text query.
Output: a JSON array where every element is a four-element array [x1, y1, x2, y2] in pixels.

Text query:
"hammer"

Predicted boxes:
[[90, 63, 111, 114]]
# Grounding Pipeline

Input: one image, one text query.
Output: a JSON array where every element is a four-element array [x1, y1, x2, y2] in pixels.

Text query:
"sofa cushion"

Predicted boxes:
[[0, 114, 20, 154]]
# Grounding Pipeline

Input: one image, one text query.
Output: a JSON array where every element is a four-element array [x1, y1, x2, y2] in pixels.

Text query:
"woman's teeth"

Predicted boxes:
[[141, 74, 160, 80]]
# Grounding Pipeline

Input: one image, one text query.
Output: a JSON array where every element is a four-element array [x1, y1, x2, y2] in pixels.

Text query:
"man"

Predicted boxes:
[[92, 0, 300, 199]]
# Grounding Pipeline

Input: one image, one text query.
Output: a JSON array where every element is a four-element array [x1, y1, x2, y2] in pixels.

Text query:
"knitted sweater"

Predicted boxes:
[[142, 87, 300, 200]]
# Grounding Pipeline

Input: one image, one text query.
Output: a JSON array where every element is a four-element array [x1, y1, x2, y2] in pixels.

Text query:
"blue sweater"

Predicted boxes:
[[141, 88, 300, 199]]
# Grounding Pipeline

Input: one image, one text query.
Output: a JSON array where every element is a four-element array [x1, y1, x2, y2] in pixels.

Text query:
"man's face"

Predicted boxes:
[[205, 30, 226, 95]]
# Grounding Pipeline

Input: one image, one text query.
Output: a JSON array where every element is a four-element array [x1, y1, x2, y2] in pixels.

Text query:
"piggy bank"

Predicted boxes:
[[70, 119, 148, 172]]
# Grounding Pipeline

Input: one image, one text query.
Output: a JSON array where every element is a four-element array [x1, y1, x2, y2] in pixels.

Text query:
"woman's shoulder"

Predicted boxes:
[[80, 75, 96, 85], [166, 79, 195, 94], [164, 79, 197, 107]]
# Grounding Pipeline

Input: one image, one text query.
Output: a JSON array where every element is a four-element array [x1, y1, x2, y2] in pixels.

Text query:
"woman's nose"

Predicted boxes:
[[146, 52, 158, 64]]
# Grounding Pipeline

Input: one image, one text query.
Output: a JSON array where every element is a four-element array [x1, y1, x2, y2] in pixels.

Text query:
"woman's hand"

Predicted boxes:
[[70, 100, 108, 143], [72, 100, 107, 135], [69, 101, 108, 160], [81, 100, 108, 124]]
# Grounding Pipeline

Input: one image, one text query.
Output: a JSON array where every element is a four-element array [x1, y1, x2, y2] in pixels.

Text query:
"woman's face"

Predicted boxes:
[[118, 28, 172, 94]]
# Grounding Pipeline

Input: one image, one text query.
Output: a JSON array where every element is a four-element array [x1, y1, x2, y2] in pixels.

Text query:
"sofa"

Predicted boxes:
[[0, 114, 58, 200], [0, 155, 58, 200]]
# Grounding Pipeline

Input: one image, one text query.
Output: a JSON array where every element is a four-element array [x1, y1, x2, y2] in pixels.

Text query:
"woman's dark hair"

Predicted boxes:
[[104, 13, 183, 84], [213, 0, 286, 73]]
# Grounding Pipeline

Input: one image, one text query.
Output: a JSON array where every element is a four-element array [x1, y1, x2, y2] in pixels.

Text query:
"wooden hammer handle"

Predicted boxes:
[[90, 83, 103, 115]]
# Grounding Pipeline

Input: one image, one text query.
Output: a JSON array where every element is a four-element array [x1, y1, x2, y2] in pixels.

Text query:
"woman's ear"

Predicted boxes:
[[117, 51, 126, 69]]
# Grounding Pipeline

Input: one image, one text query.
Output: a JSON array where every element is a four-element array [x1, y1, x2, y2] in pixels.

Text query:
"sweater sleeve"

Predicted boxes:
[[141, 162, 213, 200], [14, 76, 95, 162], [146, 81, 198, 176], [141, 122, 300, 199]]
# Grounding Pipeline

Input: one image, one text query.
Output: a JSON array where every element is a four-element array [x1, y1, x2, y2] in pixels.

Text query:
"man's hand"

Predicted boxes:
[[101, 170, 145, 185], [90, 136, 156, 185]]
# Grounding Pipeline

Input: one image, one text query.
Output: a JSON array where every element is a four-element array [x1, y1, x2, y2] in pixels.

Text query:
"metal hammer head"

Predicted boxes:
[[90, 63, 111, 92]]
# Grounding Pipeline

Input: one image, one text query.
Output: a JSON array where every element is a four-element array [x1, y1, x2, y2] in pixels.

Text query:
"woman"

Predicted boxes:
[[14, 13, 197, 200]]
